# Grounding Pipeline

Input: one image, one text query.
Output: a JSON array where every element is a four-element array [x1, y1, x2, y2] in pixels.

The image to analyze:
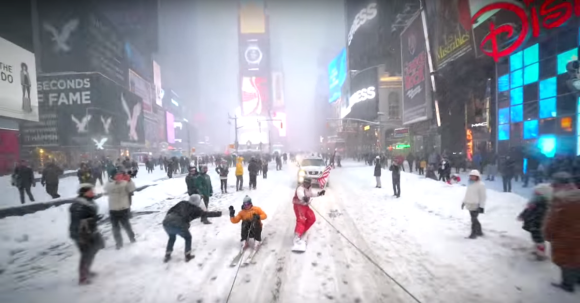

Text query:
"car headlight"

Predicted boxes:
[[298, 176, 304, 182], [299, 170, 305, 177]]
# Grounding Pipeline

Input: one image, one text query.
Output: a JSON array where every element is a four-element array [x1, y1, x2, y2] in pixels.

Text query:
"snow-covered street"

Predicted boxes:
[[0, 161, 578, 303]]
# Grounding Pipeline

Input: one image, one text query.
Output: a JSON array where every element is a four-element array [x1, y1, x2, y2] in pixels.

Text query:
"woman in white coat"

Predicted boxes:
[[462, 170, 486, 239]]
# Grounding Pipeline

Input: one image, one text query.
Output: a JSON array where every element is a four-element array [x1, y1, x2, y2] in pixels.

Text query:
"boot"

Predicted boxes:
[[534, 243, 547, 260], [163, 252, 171, 263], [551, 283, 574, 293], [202, 217, 212, 224], [185, 251, 194, 262], [467, 233, 477, 239]]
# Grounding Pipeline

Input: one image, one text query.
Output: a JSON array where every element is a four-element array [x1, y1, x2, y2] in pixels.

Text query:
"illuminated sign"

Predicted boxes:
[[395, 144, 410, 149], [241, 77, 270, 116], [471, 122, 488, 127], [328, 48, 347, 103], [349, 86, 376, 104], [363, 125, 370, 131], [348, 3, 378, 46], [393, 128, 409, 137], [472, 0, 580, 62], [239, 0, 266, 34]]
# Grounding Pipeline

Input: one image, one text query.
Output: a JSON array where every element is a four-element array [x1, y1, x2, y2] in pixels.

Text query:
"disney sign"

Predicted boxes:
[[472, 0, 580, 62]]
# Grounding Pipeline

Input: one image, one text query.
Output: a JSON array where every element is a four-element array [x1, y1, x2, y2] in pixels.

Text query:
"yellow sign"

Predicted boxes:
[[363, 125, 370, 131], [239, 0, 266, 33]]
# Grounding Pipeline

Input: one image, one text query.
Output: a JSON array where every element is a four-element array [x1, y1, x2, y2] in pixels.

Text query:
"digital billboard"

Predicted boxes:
[[239, 34, 270, 75], [328, 48, 347, 103], [241, 76, 270, 116], [239, 0, 266, 34], [166, 111, 175, 144]]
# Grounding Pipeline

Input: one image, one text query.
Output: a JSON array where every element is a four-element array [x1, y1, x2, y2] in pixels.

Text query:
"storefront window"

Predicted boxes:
[[524, 120, 539, 140], [539, 98, 557, 119]]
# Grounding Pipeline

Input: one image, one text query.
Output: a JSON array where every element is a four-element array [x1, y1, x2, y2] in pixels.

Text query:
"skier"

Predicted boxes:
[[462, 170, 486, 239], [248, 157, 259, 190], [216, 161, 229, 194], [194, 165, 213, 224], [235, 157, 244, 191], [374, 155, 382, 188], [229, 196, 267, 249], [517, 183, 552, 260], [292, 177, 326, 251], [389, 159, 401, 198], [69, 183, 104, 285], [162, 194, 222, 262]]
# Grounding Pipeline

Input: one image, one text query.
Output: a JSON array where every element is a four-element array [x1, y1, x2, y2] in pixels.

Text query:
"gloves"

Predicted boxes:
[[479, 207, 485, 214], [461, 203, 465, 210], [228, 205, 235, 218], [318, 190, 326, 196], [252, 213, 260, 222]]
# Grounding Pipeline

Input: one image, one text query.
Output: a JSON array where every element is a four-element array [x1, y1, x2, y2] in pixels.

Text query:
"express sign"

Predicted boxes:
[[472, 0, 580, 62]]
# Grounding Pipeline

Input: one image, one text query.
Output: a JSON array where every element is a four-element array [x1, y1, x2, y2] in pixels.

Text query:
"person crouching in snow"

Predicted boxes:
[[69, 183, 105, 285], [543, 172, 580, 292], [462, 170, 486, 239], [293, 177, 325, 248], [229, 195, 267, 249], [162, 194, 222, 263], [517, 183, 552, 260], [374, 155, 382, 188]]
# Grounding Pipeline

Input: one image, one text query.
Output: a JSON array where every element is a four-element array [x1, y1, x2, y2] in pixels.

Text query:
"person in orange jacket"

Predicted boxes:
[[229, 195, 267, 249]]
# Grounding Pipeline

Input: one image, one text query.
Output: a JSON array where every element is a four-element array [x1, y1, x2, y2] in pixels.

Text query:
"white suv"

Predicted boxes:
[[297, 156, 328, 187]]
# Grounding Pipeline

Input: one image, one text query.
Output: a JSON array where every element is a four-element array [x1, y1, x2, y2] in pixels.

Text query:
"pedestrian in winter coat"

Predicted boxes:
[[406, 153, 415, 173], [69, 183, 104, 285], [12, 160, 36, 204], [374, 156, 382, 188], [42, 161, 63, 198], [216, 163, 229, 194], [162, 194, 222, 262], [262, 158, 269, 179], [501, 156, 516, 192], [419, 159, 426, 175], [235, 157, 244, 191], [462, 170, 486, 239], [185, 167, 199, 195], [194, 166, 213, 224], [543, 172, 580, 292], [229, 195, 267, 250], [104, 172, 136, 249], [389, 160, 401, 197], [248, 158, 259, 190], [78, 164, 93, 184], [292, 177, 326, 249], [518, 183, 552, 260]]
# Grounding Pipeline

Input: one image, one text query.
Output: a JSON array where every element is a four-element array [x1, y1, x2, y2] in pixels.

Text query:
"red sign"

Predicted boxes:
[[241, 76, 270, 116], [472, 0, 580, 62]]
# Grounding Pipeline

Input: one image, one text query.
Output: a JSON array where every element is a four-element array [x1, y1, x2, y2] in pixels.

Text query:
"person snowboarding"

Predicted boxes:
[[389, 159, 401, 198], [292, 177, 325, 252], [462, 170, 486, 239], [162, 194, 222, 262], [69, 183, 104, 285], [216, 161, 229, 194], [235, 157, 244, 191], [517, 183, 552, 260], [374, 155, 382, 188], [229, 195, 267, 250]]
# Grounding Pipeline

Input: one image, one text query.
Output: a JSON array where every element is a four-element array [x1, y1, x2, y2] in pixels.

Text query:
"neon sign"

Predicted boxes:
[[472, 0, 580, 62]]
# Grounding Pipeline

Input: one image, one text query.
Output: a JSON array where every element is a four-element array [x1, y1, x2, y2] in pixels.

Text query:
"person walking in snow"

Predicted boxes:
[[185, 166, 199, 196], [262, 157, 269, 179], [543, 172, 580, 292], [248, 157, 259, 190], [105, 170, 137, 249], [69, 183, 104, 285], [374, 156, 382, 188], [12, 159, 36, 204], [41, 160, 63, 199], [292, 177, 325, 251], [216, 161, 229, 194], [229, 196, 267, 250], [162, 194, 222, 262], [389, 159, 401, 197], [235, 157, 244, 191], [194, 165, 213, 224], [517, 183, 552, 260], [462, 170, 486, 239]]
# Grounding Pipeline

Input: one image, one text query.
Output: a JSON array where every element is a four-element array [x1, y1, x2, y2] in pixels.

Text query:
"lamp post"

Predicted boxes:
[[228, 114, 243, 153]]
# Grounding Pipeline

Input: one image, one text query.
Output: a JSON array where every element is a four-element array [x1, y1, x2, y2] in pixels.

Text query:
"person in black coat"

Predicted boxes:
[[374, 156, 382, 188], [41, 161, 63, 198], [162, 195, 222, 262], [518, 183, 552, 260], [389, 159, 401, 197], [69, 183, 104, 285], [12, 160, 36, 204], [262, 157, 269, 179], [501, 156, 516, 192], [248, 158, 259, 190], [216, 162, 229, 194]]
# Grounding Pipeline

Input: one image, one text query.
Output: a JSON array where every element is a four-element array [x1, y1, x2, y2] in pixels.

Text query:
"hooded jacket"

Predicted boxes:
[[235, 158, 244, 176], [230, 206, 267, 224], [544, 187, 580, 268], [163, 196, 221, 230], [69, 196, 99, 241], [104, 179, 136, 211], [462, 180, 487, 211]]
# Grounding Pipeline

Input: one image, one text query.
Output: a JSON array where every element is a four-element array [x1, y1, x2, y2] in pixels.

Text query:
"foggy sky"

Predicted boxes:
[[159, 0, 345, 151]]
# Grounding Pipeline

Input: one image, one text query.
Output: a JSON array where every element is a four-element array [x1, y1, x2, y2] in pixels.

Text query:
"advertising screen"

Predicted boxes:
[[343, 67, 378, 118], [239, 0, 266, 34], [128, 69, 153, 116], [153, 61, 162, 106], [241, 76, 270, 116], [328, 48, 347, 103], [166, 111, 175, 144], [239, 34, 270, 75], [0, 36, 39, 122]]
